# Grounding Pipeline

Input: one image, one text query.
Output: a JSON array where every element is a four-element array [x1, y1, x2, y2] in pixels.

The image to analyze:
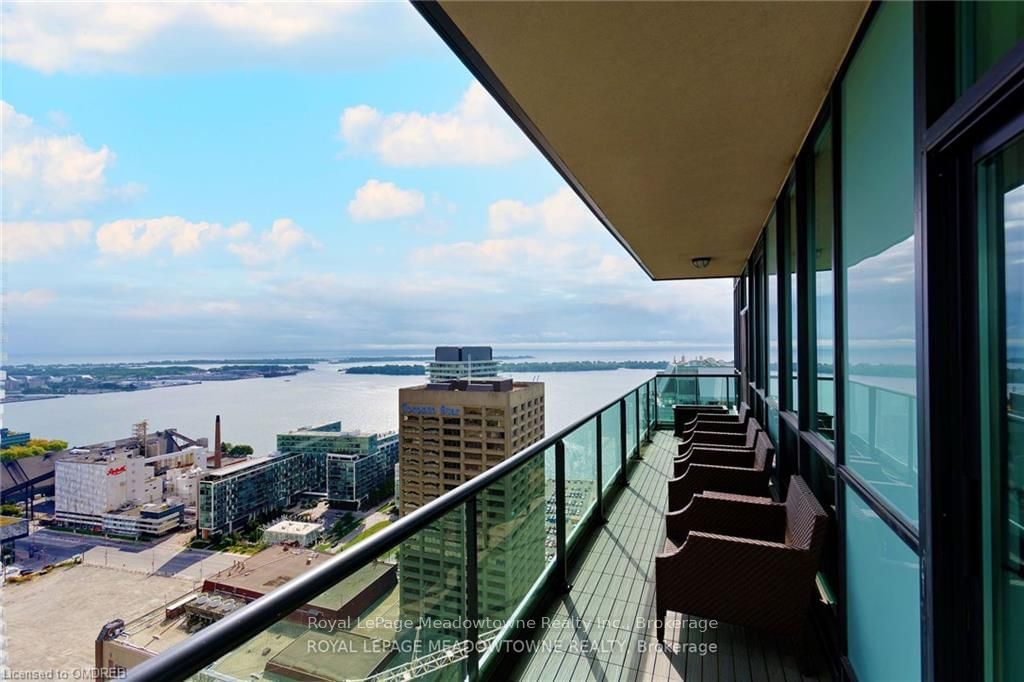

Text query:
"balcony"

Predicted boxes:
[[119, 371, 836, 682]]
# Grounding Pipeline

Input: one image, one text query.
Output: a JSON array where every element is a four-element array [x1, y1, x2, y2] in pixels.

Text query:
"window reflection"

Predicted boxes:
[[811, 123, 835, 441], [978, 135, 1024, 682], [841, 0, 918, 524], [767, 212, 779, 401]]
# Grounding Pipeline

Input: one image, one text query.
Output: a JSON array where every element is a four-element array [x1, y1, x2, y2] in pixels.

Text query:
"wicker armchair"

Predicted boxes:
[[673, 404, 728, 437], [677, 417, 760, 459], [667, 431, 774, 512], [655, 476, 828, 653], [678, 402, 750, 444], [671, 417, 761, 475]]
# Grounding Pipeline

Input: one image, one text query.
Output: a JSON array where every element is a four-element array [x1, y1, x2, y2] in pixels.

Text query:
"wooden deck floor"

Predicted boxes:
[[511, 431, 833, 682]]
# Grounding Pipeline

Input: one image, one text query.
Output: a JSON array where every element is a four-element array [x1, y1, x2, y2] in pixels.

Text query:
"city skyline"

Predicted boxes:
[[0, 1, 735, 360]]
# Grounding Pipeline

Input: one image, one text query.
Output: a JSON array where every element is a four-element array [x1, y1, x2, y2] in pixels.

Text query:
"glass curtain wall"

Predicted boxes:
[[955, 2, 1024, 96], [767, 212, 780, 402], [810, 121, 836, 442], [785, 184, 799, 413], [840, 3, 921, 680]]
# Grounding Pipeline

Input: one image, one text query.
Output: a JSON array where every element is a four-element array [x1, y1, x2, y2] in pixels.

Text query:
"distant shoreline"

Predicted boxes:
[[1, 395, 64, 404], [343, 360, 671, 375], [3, 363, 311, 401]]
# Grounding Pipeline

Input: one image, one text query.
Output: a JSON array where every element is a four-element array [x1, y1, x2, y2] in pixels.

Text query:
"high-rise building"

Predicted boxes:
[[198, 421, 399, 536], [397, 375, 545, 630], [426, 346, 501, 382], [276, 421, 399, 508]]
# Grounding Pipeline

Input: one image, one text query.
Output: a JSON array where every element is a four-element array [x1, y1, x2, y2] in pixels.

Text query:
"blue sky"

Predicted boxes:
[[1, 1, 734, 361]]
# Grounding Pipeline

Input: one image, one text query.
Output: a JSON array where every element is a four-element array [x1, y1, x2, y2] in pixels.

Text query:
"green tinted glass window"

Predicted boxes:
[[841, 0, 918, 524], [810, 122, 835, 441], [956, 1, 1024, 96], [767, 212, 779, 400], [845, 488, 922, 682], [977, 131, 1024, 682], [785, 184, 799, 412]]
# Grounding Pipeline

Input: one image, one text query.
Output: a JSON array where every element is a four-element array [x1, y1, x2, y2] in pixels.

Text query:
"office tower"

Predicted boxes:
[[397, 374, 545, 631]]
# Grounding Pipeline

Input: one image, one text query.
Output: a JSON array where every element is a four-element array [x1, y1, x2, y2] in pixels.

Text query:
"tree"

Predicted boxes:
[[1, 439, 69, 462], [0, 504, 22, 517], [229, 444, 253, 456]]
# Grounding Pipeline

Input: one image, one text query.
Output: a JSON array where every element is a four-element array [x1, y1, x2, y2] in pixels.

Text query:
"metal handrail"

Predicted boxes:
[[125, 377, 658, 681]]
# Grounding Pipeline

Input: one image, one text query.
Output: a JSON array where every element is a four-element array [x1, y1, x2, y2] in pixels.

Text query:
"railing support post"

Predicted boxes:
[[634, 389, 641, 459], [619, 399, 628, 487], [653, 378, 659, 428], [464, 496, 479, 681], [595, 412, 605, 524], [555, 439, 570, 593], [644, 382, 652, 444]]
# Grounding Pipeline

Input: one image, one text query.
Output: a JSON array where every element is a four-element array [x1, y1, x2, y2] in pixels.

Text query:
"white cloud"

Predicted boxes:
[[122, 299, 243, 319], [95, 217, 249, 257], [411, 236, 639, 291], [3, 288, 56, 308], [1, 101, 135, 217], [227, 218, 319, 266], [347, 180, 426, 222], [340, 82, 529, 166], [1, 2, 441, 74], [2, 220, 93, 261], [487, 187, 596, 237]]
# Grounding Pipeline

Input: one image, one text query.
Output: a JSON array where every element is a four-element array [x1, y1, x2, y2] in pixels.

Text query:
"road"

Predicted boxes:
[[9, 529, 242, 581]]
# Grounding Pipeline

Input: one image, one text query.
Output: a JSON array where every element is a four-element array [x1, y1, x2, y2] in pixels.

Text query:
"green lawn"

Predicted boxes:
[[343, 520, 392, 549]]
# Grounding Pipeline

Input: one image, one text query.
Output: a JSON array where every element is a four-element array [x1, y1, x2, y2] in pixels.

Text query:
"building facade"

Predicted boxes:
[[262, 520, 324, 547], [197, 453, 306, 538], [0, 428, 30, 449], [54, 440, 206, 536], [397, 379, 546, 629], [325, 435, 398, 510], [198, 423, 399, 536], [277, 422, 399, 509]]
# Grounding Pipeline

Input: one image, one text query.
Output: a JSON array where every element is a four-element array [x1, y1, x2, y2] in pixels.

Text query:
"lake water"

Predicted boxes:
[[3, 362, 668, 453]]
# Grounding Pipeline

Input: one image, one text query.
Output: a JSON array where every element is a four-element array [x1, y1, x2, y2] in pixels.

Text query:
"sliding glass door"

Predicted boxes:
[[977, 121, 1024, 682]]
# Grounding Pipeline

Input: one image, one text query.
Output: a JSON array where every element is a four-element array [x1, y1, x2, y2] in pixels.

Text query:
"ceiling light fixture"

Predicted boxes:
[[691, 257, 711, 269]]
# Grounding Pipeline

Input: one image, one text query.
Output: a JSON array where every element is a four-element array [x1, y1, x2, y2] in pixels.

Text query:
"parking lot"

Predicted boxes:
[[9, 528, 241, 580], [3, 563, 194, 674]]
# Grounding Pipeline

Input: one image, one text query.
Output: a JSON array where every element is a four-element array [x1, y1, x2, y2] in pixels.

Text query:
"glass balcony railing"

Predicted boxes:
[[123, 378, 660, 682], [653, 370, 740, 426]]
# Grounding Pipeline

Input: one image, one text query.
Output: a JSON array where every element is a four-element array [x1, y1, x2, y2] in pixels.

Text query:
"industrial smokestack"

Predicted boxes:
[[213, 415, 222, 469]]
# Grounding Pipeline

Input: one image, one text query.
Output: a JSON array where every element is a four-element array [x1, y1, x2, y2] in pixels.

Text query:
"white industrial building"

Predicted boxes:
[[54, 437, 209, 537], [262, 520, 324, 547]]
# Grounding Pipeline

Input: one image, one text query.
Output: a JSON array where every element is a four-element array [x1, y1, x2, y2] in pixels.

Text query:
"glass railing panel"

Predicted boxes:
[[185, 505, 468, 682], [655, 375, 700, 423], [477, 456, 551, 665], [650, 379, 659, 429], [625, 392, 637, 457], [847, 380, 872, 448], [697, 375, 731, 407], [542, 445, 558, 564], [562, 420, 598, 545], [601, 404, 621, 491], [815, 376, 837, 441], [767, 402, 780, 454], [655, 375, 673, 424]]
